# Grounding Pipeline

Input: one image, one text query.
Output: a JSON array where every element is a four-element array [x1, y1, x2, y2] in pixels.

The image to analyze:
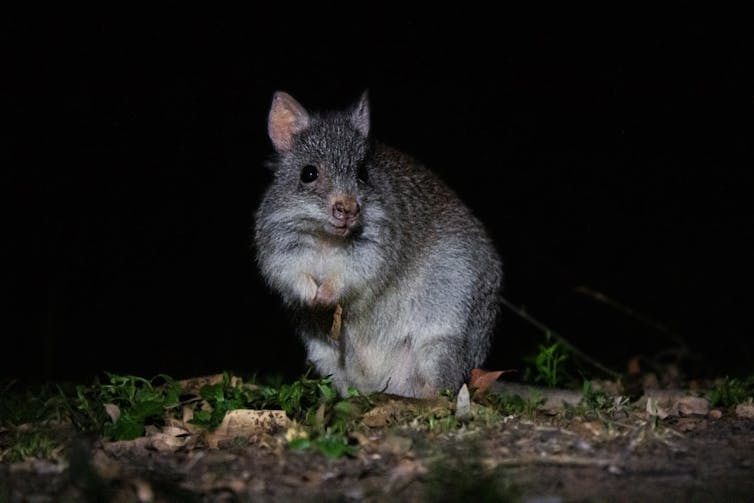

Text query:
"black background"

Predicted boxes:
[[5, 11, 753, 383]]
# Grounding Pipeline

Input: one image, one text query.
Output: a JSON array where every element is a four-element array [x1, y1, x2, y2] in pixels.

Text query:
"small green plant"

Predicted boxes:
[[426, 413, 458, 432], [189, 370, 362, 457], [484, 391, 544, 419], [708, 376, 754, 408], [313, 430, 357, 458], [646, 397, 661, 430], [0, 380, 69, 427], [3, 369, 519, 461], [1, 430, 56, 463], [287, 429, 356, 458], [580, 380, 613, 410], [267, 373, 361, 458], [73, 373, 181, 440], [525, 333, 569, 388], [565, 380, 631, 421], [190, 372, 261, 430], [275, 373, 337, 419]]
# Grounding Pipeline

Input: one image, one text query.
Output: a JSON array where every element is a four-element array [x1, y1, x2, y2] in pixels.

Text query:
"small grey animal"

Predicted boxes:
[[254, 91, 502, 398]]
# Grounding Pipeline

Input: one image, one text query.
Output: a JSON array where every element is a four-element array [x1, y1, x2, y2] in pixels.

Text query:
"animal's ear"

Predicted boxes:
[[350, 90, 370, 137], [268, 91, 310, 152]]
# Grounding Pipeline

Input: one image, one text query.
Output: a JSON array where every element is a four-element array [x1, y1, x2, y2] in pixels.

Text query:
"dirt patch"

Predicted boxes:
[[3, 394, 753, 502]]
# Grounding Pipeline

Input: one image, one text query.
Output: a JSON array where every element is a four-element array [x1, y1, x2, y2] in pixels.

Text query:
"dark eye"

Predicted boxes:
[[357, 163, 368, 183], [300, 165, 318, 183]]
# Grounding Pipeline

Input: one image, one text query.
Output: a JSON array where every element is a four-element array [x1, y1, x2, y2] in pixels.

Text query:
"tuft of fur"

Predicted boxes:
[[254, 91, 502, 398]]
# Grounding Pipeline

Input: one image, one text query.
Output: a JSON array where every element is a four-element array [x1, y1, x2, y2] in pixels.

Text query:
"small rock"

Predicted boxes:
[[607, 464, 623, 475], [735, 402, 754, 419], [133, 479, 154, 502], [677, 396, 710, 416], [708, 409, 723, 419]]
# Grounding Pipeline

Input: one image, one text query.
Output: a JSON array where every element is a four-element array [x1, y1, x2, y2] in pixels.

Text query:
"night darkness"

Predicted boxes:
[[5, 12, 753, 384]]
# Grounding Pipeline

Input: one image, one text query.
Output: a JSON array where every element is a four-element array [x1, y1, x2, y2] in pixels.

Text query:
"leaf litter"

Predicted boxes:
[[2, 367, 754, 502]]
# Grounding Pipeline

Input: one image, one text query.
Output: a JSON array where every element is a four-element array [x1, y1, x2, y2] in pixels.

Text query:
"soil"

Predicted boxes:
[[2, 387, 754, 503]]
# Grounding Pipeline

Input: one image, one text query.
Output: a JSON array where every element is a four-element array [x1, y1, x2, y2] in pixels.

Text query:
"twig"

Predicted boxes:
[[499, 296, 621, 379], [574, 286, 687, 350], [490, 454, 615, 468], [0, 379, 17, 397]]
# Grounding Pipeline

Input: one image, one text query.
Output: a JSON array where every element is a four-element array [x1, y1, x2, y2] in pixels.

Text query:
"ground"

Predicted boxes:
[[2, 380, 754, 502]]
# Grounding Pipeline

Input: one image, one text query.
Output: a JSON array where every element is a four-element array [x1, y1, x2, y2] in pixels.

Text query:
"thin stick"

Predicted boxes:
[[490, 454, 615, 468], [500, 296, 621, 379], [574, 286, 687, 349]]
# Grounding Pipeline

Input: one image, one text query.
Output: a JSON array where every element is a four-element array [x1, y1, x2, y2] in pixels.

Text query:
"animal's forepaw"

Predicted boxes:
[[297, 274, 340, 308], [313, 277, 339, 307], [297, 274, 319, 305]]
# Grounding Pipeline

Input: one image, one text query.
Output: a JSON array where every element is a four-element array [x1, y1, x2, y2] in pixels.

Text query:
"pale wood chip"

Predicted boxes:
[[330, 304, 343, 341]]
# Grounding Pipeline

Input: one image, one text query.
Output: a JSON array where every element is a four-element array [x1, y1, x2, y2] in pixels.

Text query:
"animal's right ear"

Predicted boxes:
[[268, 91, 310, 152]]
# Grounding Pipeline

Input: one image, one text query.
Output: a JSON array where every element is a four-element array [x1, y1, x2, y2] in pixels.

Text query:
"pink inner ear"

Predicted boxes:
[[351, 91, 370, 137], [268, 108, 298, 151], [268, 92, 310, 152]]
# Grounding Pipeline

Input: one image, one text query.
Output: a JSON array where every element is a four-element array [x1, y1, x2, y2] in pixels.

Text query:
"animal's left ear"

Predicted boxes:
[[350, 90, 370, 137]]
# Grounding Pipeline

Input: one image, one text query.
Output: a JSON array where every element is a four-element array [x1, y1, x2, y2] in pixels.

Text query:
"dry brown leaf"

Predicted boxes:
[[362, 405, 395, 428], [469, 368, 508, 394]]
